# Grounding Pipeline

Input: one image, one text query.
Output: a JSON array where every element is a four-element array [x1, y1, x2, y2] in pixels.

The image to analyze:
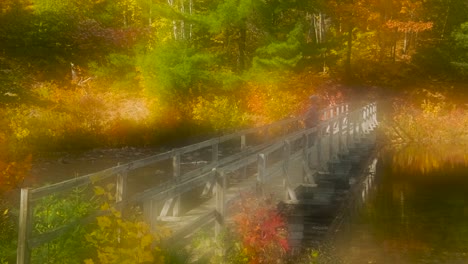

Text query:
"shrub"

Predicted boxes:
[[84, 184, 170, 264], [228, 193, 289, 264], [384, 93, 468, 173], [191, 95, 250, 132], [32, 187, 98, 264]]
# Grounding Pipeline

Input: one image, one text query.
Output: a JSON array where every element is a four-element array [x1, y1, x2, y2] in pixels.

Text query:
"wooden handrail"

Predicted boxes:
[[17, 101, 379, 264]]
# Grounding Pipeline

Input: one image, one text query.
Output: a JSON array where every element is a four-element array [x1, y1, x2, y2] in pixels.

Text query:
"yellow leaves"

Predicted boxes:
[[87, 184, 169, 264], [140, 234, 153, 248], [191, 95, 248, 132], [97, 216, 112, 228], [94, 186, 106, 196], [387, 96, 468, 174]]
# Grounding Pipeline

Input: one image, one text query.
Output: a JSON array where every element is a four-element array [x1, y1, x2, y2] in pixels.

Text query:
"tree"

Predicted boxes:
[[451, 22, 468, 75]]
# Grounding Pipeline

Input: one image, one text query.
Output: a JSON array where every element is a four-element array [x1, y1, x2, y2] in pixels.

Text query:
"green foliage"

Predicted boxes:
[[0, 57, 30, 103], [32, 187, 98, 264], [0, 200, 16, 264], [252, 24, 304, 71], [137, 42, 216, 100], [89, 53, 139, 91], [451, 22, 468, 76], [207, 0, 263, 33]]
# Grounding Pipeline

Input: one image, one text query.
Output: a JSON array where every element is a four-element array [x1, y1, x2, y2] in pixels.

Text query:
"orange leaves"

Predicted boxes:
[[0, 155, 31, 193], [245, 80, 308, 126], [385, 20, 433, 33]]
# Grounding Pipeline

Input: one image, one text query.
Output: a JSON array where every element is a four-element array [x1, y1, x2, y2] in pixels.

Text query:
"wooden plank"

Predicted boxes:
[[30, 165, 127, 199], [131, 170, 216, 203], [264, 162, 283, 180], [218, 128, 254, 142], [202, 169, 217, 196], [221, 154, 258, 174], [169, 210, 217, 242], [28, 209, 109, 248]]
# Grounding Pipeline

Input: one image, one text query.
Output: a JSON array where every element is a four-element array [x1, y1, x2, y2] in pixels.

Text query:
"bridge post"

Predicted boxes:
[[353, 110, 359, 144], [373, 103, 378, 126], [316, 124, 323, 171], [215, 170, 226, 237], [361, 107, 367, 134], [345, 105, 351, 150], [302, 133, 310, 182], [172, 153, 181, 217], [17, 188, 32, 264], [363, 105, 370, 133], [328, 117, 334, 162], [338, 111, 343, 154], [202, 142, 219, 196], [116, 168, 128, 205], [241, 134, 247, 179], [283, 140, 297, 201], [257, 154, 266, 196]]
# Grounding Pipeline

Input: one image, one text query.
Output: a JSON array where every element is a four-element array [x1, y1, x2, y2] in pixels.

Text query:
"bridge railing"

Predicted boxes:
[[16, 102, 375, 264]]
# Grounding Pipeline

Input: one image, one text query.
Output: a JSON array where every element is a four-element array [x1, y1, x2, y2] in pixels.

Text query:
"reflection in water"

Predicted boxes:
[[333, 150, 468, 264], [386, 144, 468, 174]]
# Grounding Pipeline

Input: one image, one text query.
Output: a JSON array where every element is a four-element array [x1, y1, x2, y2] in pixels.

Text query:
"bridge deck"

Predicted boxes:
[[16, 102, 378, 264]]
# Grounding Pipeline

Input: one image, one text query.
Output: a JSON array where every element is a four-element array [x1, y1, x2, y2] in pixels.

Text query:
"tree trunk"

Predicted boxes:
[[313, 13, 319, 44], [168, 0, 178, 39], [319, 12, 324, 43], [189, 0, 193, 39], [180, 0, 185, 39]]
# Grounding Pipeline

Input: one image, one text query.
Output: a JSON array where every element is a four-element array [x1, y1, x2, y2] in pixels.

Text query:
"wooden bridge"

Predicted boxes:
[[16, 102, 378, 264]]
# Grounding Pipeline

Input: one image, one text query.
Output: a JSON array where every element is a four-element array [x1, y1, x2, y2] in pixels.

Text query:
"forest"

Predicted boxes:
[[1, 0, 468, 263]]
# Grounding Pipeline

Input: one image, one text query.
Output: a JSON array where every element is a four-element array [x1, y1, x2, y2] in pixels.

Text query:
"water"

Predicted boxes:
[[332, 148, 468, 264]]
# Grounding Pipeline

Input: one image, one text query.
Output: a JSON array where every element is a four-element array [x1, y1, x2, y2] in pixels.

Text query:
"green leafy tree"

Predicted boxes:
[[252, 24, 304, 71], [137, 42, 215, 100], [451, 22, 468, 75]]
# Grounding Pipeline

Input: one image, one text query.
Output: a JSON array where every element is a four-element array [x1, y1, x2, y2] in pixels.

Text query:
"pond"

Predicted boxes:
[[332, 146, 468, 264]]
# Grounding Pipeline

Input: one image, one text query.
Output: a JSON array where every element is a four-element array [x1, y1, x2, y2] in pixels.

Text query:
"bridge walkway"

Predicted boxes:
[[16, 102, 378, 263]]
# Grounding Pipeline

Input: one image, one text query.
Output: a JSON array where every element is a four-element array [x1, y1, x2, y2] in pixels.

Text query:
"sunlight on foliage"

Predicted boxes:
[[191, 95, 249, 132], [85, 183, 170, 264], [383, 91, 468, 173]]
